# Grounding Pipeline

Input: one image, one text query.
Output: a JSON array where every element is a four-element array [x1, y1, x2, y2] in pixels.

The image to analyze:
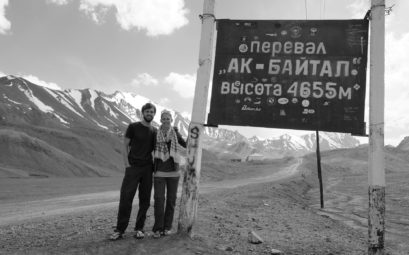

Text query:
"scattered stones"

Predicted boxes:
[[254, 224, 262, 230], [225, 246, 233, 251], [215, 244, 231, 251], [270, 248, 284, 255], [248, 230, 263, 244]]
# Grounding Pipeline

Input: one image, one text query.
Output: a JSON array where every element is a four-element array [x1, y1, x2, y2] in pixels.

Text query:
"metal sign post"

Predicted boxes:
[[315, 130, 324, 209], [177, 0, 215, 237], [368, 0, 386, 254]]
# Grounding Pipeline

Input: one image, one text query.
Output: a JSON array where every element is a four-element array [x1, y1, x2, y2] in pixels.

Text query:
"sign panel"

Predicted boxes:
[[208, 19, 369, 135]]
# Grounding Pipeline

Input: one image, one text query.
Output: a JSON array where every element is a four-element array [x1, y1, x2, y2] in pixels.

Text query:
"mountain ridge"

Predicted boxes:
[[397, 136, 409, 151], [1, 75, 366, 167]]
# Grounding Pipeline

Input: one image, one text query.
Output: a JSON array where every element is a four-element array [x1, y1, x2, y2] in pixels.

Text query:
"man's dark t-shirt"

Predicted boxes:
[[125, 122, 157, 166]]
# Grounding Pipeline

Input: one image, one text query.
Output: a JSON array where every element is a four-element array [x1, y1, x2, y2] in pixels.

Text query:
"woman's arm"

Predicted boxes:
[[174, 127, 187, 148]]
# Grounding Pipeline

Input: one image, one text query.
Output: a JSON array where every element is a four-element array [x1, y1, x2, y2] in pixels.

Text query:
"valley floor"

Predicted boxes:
[[0, 158, 406, 254]]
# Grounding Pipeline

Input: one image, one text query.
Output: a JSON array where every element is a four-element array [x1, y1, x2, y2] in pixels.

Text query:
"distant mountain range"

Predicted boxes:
[[0, 74, 377, 177]]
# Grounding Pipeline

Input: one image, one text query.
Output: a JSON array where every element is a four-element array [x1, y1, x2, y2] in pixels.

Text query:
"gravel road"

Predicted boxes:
[[0, 158, 404, 254]]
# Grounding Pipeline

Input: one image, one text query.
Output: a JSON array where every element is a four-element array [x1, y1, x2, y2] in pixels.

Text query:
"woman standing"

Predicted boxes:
[[152, 110, 186, 238]]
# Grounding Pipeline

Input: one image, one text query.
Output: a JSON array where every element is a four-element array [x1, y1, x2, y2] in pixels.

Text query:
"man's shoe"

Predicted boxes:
[[161, 229, 171, 236], [109, 230, 123, 241]]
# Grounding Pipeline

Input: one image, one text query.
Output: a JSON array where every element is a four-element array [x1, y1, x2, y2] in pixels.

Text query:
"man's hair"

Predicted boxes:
[[141, 103, 156, 113]]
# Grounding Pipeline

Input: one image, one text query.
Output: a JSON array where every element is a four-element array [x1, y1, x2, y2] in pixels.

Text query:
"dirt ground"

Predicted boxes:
[[0, 157, 405, 254]]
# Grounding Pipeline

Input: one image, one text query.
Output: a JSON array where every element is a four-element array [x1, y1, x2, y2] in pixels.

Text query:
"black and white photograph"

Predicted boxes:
[[0, 0, 408, 254]]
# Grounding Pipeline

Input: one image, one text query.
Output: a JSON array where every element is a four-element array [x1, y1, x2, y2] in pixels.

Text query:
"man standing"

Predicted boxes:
[[110, 103, 157, 240]]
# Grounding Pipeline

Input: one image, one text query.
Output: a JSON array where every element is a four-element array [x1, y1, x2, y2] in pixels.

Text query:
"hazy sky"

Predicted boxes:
[[0, 0, 408, 145]]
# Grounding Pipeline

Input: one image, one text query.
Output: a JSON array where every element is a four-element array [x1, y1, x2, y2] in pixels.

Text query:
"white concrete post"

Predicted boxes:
[[368, 0, 385, 254], [177, 0, 215, 237]]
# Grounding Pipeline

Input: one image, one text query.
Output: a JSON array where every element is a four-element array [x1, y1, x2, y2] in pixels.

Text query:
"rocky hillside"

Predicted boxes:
[[0, 129, 113, 177]]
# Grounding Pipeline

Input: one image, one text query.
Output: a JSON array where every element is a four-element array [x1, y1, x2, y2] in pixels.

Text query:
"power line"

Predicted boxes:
[[304, 0, 308, 19], [322, 0, 326, 19], [385, 4, 395, 15]]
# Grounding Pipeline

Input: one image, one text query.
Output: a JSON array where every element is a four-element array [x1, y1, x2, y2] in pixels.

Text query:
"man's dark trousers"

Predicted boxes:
[[116, 164, 153, 233]]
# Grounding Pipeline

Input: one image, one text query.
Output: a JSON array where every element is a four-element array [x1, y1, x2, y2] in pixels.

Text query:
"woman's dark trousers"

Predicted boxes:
[[152, 176, 180, 232]]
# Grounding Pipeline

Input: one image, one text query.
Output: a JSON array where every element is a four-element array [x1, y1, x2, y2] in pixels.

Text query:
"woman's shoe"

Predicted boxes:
[[153, 231, 161, 239], [134, 230, 145, 239]]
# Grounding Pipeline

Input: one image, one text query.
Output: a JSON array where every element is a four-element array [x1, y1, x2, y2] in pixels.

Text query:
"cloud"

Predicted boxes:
[[131, 73, 159, 87], [347, 0, 369, 18], [386, 1, 409, 34], [49, 0, 189, 36], [22, 74, 62, 90], [158, 97, 170, 107], [0, 0, 10, 34], [181, 111, 191, 120], [164, 72, 196, 98], [384, 32, 409, 145], [46, 0, 70, 5], [79, 1, 110, 24]]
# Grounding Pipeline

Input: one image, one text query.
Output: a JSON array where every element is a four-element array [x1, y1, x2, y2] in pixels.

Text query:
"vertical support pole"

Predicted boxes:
[[316, 130, 324, 209], [178, 0, 215, 237], [368, 0, 385, 254]]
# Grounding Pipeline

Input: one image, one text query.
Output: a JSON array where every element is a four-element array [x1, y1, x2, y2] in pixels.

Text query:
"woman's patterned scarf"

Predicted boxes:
[[154, 126, 180, 164]]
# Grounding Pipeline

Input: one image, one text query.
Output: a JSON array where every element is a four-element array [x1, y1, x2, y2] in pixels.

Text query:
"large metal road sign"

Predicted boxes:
[[208, 19, 369, 135]]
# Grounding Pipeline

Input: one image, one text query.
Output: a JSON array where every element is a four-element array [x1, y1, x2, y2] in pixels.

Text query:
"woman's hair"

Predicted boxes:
[[161, 110, 172, 119]]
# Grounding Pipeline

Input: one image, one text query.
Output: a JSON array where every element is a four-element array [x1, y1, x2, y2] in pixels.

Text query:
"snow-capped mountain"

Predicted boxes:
[[0, 75, 361, 161], [0, 75, 190, 135]]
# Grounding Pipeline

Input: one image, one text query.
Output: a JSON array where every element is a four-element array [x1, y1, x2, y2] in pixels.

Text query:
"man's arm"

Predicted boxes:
[[123, 137, 131, 168]]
